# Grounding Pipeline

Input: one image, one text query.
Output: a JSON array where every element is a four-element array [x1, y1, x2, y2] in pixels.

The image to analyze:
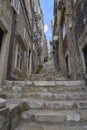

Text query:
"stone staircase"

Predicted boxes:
[[30, 59, 66, 81], [0, 60, 87, 130]]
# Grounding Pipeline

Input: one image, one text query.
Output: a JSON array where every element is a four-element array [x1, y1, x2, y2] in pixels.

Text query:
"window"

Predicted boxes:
[[11, 0, 20, 14], [65, 55, 69, 76], [28, 50, 31, 70], [16, 45, 23, 70], [0, 28, 3, 52], [83, 46, 87, 73], [62, 23, 66, 40], [24, 28, 28, 43]]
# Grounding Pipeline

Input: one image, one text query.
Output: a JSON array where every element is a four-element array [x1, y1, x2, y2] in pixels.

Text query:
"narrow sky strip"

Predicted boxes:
[[40, 0, 54, 45]]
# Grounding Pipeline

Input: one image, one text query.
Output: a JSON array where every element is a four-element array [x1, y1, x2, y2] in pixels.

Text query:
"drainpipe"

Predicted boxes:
[[7, 10, 17, 80]]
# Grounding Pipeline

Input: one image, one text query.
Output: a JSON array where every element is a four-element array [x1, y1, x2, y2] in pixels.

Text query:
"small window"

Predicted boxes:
[[16, 45, 23, 70], [0, 28, 3, 51], [62, 23, 66, 40], [24, 27, 28, 43], [28, 50, 31, 70], [65, 55, 69, 76]]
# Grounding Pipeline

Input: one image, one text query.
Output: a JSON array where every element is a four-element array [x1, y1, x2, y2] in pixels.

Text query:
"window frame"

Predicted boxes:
[[15, 44, 23, 71]]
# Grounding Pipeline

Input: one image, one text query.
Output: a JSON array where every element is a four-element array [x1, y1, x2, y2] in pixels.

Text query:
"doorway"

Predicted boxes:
[[83, 46, 87, 73], [65, 55, 69, 76], [0, 28, 3, 51]]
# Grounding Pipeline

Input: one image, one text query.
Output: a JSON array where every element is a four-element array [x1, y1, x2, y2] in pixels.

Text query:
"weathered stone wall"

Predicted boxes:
[[54, 0, 87, 80], [0, 0, 13, 85], [73, 0, 87, 79], [10, 1, 32, 80]]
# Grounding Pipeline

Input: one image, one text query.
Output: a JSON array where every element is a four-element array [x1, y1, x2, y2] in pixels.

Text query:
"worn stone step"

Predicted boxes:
[[30, 80, 85, 87], [5, 88, 87, 101], [22, 92, 87, 101], [7, 98, 87, 110], [23, 85, 85, 94], [4, 80, 85, 87], [21, 109, 87, 123], [27, 100, 87, 110], [3, 85, 85, 96], [15, 122, 87, 130]]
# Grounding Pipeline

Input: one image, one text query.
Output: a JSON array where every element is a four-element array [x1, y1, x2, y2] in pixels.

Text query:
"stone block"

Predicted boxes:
[[26, 81, 33, 86], [34, 112, 66, 123], [34, 81, 55, 86], [12, 86, 23, 93], [9, 104, 21, 130], [45, 101, 74, 109], [15, 81, 25, 87], [0, 98, 6, 109], [0, 107, 9, 130], [66, 113, 80, 122], [28, 100, 44, 109]]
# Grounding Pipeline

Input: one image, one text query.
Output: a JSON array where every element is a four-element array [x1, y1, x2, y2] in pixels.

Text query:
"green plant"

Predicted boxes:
[[44, 57, 48, 62], [36, 64, 43, 74]]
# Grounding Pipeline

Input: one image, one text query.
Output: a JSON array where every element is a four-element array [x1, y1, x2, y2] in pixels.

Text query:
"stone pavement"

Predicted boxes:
[[0, 59, 87, 130]]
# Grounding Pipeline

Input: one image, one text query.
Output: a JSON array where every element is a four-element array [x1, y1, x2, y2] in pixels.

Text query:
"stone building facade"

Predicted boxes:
[[53, 0, 87, 80], [30, 0, 48, 71], [0, 0, 46, 85], [7, 0, 32, 81], [0, 0, 13, 85], [39, 10, 48, 64]]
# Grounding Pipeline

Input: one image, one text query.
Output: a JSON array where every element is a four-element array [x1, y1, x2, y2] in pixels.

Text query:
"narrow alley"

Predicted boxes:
[[0, 0, 87, 130], [0, 58, 87, 130]]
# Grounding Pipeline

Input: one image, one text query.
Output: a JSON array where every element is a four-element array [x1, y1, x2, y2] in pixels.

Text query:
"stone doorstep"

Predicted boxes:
[[22, 109, 87, 123]]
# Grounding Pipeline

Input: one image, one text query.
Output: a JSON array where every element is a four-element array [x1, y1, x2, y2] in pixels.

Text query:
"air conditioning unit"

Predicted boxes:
[[11, 0, 20, 14]]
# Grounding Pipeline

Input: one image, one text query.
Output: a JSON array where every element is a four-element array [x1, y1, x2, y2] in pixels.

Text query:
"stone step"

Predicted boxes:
[[22, 92, 87, 101], [27, 100, 87, 110], [6, 98, 87, 110], [23, 86, 85, 94], [3, 81, 85, 95], [15, 123, 87, 130], [5, 80, 85, 87], [21, 109, 87, 123], [6, 92, 87, 101]]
